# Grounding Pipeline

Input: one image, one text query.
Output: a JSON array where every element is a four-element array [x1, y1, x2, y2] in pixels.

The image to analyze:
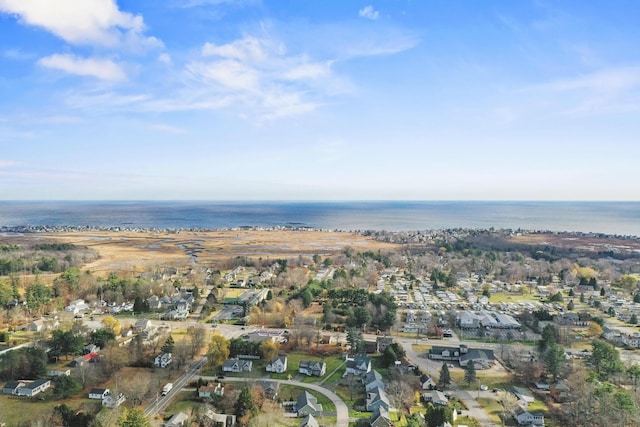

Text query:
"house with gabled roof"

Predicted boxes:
[[16, 379, 51, 397], [420, 374, 436, 389], [422, 390, 448, 406], [369, 406, 392, 427], [155, 352, 172, 368], [510, 386, 535, 404], [163, 412, 189, 427], [265, 356, 287, 374], [345, 355, 372, 375], [363, 370, 385, 392], [222, 358, 253, 373], [89, 388, 110, 400], [296, 391, 323, 417], [2, 381, 25, 395], [298, 361, 326, 377], [102, 392, 126, 408], [366, 385, 391, 411], [514, 406, 545, 425], [259, 380, 280, 400], [300, 414, 319, 427]]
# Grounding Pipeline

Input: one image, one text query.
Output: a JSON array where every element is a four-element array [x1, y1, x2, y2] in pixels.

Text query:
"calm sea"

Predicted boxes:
[[0, 201, 639, 236]]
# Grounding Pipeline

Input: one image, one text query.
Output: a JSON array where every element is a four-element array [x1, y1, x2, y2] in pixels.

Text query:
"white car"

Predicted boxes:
[[480, 385, 488, 391]]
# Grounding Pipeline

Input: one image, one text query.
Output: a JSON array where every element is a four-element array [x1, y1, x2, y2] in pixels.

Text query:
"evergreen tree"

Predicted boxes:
[[464, 361, 476, 386], [161, 335, 175, 354], [235, 386, 255, 419], [630, 314, 638, 325], [600, 287, 606, 296], [580, 293, 585, 303], [567, 300, 574, 311], [439, 363, 451, 388]]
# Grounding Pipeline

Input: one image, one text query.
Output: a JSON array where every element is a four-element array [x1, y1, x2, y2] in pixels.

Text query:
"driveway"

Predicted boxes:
[[202, 376, 349, 427]]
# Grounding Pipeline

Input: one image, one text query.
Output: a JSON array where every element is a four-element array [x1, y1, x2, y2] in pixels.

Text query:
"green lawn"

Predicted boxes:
[[0, 394, 101, 426], [283, 352, 344, 383], [278, 385, 336, 413]]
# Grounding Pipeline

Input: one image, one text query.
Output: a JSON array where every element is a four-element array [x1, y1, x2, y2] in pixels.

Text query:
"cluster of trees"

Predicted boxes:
[[0, 243, 96, 275]]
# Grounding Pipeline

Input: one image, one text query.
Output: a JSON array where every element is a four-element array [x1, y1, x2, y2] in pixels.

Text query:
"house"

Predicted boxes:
[[420, 374, 436, 390], [298, 361, 326, 377], [259, 381, 280, 400], [366, 385, 391, 411], [155, 352, 172, 368], [2, 381, 25, 395], [369, 406, 392, 427], [164, 412, 189, 427], [363, 370, 386, 392], [16, 379, 51, 397], [134, 319, 152, 332], [510, 386, 535, 404], [83, 344, 100, 355], [222, 358, 253, 373], [296, 391, 323, 417], [147, 295, 162, 310], [47, 369, 70, 378], [203, 409, 237, 426], [376, 336, 393, 353], [345, 355, 372, 375], [300, 414, 319, 427], [199, 383, 224, 398], [25, 318, 59, 332], [514, 406, 545, 426], [89, 388, 111, 400], [459, 349, 495, 369], [265, 356, 288, 374], [102, 392, 126, 408], [550, 382, 570, 403], [422, 390, 449, 406]]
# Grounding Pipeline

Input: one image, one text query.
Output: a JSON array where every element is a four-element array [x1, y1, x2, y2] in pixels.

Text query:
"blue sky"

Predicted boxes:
[[1, 0, 639, 201]]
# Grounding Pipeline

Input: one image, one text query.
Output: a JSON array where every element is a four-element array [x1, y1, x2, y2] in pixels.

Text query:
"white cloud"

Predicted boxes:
[[0, 160, 17, 168], [38, 54, 126, 81], [0, 0, 161, 49], [187, 34, 342, 119], [359, 5, 379, 20]]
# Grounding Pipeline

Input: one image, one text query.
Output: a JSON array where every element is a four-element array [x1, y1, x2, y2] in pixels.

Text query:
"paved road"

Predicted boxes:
[[203, 376, 349, 427], [144, 356, 208, 417]]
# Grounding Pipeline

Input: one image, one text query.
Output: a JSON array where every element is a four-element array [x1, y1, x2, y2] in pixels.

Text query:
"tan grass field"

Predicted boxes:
[[30, 229, 398, 276]]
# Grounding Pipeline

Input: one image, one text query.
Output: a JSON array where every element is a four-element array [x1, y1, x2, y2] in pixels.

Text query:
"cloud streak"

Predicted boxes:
[[359, 5, 379, 21], [38, 54, 127, 81]]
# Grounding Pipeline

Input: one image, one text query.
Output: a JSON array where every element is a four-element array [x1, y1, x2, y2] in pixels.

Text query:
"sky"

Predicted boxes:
[[1, 0, 639, 201]]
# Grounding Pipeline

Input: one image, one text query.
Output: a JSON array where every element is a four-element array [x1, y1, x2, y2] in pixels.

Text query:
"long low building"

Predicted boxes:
[[428, 344, 495, 368]]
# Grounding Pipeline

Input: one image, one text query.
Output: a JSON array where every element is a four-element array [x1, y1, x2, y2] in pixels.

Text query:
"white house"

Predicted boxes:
[[155, 352, 172, 368], [16, 379, 51, 397], [89, 388, 111, 400], [514, 407, 545, 425], [265, 356, 287, 374], [298, 361, 326, 377], [345, 355, 372, 375], [103, 392, 126, 408]]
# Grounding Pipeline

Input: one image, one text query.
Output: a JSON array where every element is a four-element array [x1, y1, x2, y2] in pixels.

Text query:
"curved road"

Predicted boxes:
[[201, 376, 349, 427]]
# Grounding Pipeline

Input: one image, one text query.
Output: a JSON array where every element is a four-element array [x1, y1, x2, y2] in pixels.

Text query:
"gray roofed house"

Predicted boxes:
[[300, 414, 320, 427], [363, 370, 385, 392], [514, 406, 545, 426], [298, 361, 326, 377], [259, 381, 280, 400], [16, 379, 51, 397], [370, 406, 392, 427], [296, 391, 323, 417], [366, 385, 391, 412], [345, 355, 372, 375], [510, 386, 535, 404], [459, 349, 495, 368], [222, 358, 253, 373], [422, 390, 449, 406], [2, 381, 25, 395], [164, 412, 189, 427]]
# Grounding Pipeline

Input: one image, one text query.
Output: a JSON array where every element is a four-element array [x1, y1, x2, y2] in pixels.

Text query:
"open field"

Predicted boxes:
[[6, 230, 399, 276]]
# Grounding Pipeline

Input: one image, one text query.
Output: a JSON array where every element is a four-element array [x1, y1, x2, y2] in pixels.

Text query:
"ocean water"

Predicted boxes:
[[0, 201, 639, 236]]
